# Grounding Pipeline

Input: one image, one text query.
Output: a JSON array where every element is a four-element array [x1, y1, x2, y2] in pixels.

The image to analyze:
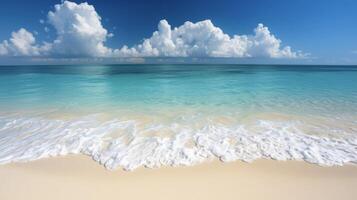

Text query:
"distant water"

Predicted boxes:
[[0, 64, 357, 170]]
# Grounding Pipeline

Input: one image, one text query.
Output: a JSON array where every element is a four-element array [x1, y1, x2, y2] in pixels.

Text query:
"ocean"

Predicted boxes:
[[0, 64, 357, 170]]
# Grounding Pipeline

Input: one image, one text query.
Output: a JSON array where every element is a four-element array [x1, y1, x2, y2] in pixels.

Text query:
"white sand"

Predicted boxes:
[[1, 156, 357, 200]]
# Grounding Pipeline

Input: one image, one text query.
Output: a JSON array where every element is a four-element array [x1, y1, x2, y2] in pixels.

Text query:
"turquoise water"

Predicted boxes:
[[1, 64, 357, 115], [0, 64, 357, 170]]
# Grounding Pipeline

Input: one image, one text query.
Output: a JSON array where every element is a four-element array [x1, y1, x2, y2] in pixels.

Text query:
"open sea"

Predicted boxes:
[[0, 64, 357, 170]]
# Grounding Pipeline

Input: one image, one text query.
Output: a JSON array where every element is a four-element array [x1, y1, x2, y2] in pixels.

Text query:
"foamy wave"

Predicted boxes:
[[0, 115, 357, 171]]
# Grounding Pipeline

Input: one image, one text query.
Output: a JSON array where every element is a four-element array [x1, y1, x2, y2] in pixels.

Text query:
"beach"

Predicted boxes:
[[1, 156, 357, 200], [1, 64, 357, 199], [1, 0, 357, 199]]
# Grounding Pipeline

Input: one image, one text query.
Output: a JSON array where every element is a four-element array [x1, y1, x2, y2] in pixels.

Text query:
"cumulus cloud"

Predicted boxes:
[[0, 28, 50, 56], [0, 1, 305, 59], [248, 24, 304, 58], [115, 20, 305, 58], [47, 1, 112, 57]]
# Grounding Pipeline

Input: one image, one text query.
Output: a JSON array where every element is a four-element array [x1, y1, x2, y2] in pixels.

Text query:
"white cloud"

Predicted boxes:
[[114, 20, 305, 58], [47, 1, 112, 57], [248, 24, 304, 58], [108, 33, 114, 38], [0, 1, 305, 59], [0, 28, 50, 56]]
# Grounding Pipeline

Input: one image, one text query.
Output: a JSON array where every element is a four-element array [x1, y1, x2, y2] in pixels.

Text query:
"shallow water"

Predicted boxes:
[[0, 64, 357, 170]]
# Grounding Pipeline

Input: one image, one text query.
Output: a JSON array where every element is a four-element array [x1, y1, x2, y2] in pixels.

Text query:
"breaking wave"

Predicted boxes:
[[0, 114, 357, 171]]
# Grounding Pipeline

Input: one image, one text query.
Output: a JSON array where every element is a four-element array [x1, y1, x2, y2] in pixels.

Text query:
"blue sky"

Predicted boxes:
[[0, 0, 356, 64]]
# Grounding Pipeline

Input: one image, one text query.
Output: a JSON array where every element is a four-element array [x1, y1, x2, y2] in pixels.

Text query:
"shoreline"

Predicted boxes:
[[1, 156, 357, 200]]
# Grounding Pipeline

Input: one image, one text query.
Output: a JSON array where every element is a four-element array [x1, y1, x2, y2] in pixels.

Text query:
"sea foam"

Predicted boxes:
[[0, 114, 357, 171]]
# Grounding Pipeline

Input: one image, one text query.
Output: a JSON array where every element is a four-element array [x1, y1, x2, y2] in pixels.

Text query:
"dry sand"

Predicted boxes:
[[1, 156, 357, 200]]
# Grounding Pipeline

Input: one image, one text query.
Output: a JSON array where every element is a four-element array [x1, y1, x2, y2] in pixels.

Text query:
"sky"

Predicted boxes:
[[0, 0, 356, 65]]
